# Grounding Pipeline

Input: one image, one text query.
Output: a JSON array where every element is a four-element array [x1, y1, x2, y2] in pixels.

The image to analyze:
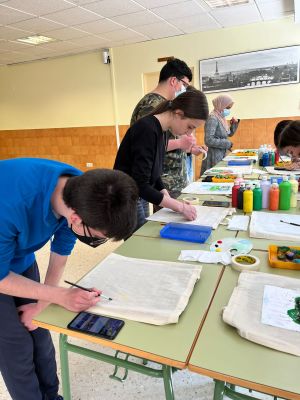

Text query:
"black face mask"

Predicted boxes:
[[71, 224, 108, 248]]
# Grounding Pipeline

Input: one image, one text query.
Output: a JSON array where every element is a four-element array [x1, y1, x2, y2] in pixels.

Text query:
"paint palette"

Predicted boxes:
[[210, 238, 253, 255]]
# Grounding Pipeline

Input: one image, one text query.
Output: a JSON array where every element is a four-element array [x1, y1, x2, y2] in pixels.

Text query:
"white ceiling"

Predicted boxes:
[[0, 0, 296, 66]]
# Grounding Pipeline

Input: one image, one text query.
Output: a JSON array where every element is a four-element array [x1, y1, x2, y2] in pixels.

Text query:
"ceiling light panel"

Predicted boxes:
[[17, 35, 56, 45], [204, 0, 249, 7]]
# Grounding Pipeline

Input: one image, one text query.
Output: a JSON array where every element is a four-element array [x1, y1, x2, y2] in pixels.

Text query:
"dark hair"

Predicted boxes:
[[278, 120, 300, 150], [274, 120, 292, 147], [159, 58, 192, 83], [149, 89, 209, 121], [63, 169, 138, 241]]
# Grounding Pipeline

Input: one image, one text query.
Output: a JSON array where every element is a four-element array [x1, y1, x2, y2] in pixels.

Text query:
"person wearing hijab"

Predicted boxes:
[[200, 94, 240, 174]]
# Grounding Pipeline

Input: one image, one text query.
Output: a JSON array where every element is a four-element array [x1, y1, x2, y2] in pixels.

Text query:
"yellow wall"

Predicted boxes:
[[113, 17, 300, 124], [0, 52, 114, 129], [0, 17, 299, 131]]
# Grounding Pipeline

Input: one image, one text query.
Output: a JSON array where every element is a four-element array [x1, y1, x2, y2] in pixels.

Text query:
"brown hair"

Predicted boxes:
[[278, 120, 300, 149], [149, 89, 209, 121], [274, 120, 292, 147]]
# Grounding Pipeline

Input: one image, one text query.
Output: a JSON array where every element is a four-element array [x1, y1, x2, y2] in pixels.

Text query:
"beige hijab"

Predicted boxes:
[[211, 94, 234, 131]]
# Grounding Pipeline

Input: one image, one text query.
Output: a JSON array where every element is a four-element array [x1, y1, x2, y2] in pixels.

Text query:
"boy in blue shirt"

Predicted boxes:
[[0, 158, 138, 400]]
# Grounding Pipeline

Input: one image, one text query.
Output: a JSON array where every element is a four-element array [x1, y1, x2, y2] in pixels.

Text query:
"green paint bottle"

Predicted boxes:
[[279, 176, 291, 210], [253, 182, 262, 210]]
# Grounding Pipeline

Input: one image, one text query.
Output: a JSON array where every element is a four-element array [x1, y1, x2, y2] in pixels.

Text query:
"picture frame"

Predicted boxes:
[[199, 45, 300, 93]]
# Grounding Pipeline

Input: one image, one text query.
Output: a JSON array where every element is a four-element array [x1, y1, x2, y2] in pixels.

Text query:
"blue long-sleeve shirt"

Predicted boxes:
[[0, 158, 82, 280]]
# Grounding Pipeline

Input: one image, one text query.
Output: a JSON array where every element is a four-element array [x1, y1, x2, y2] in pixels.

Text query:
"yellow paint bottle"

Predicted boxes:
[[243, 185, 253, 213]]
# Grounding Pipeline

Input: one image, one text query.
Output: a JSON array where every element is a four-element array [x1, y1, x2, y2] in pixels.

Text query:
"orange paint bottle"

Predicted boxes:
[[269, 183, 279, 211]]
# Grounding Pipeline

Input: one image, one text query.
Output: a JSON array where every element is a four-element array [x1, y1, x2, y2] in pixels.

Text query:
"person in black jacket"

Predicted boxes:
[[114, 89, 209, 231]]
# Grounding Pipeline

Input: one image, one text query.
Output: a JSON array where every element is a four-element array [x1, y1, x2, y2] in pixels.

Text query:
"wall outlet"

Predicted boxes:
[[86, 162, 93, 167]]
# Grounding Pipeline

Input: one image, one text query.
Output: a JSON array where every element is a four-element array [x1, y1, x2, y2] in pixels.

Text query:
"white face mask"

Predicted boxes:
[[175, 85, 186, 97]]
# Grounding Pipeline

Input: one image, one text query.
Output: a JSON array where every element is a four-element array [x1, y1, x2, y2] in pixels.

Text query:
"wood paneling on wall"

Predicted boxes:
[[0, 126, 117, 171], [194, 116, 300, 179], [0, 117, 298, 175]]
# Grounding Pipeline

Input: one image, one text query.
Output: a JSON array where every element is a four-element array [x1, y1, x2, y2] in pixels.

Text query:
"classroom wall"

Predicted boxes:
[[0, 17, 299, 132], [0, 17, 299, 171], [113, 17, 300, 124], [0, 52, 115, 130]]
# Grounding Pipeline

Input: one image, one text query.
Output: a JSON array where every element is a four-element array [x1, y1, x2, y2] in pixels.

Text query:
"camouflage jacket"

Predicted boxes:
[[130, 93, 187, 199]]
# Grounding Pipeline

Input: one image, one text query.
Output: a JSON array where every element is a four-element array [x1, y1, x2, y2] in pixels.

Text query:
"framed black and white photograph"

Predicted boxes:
[[199, 46, 300, 93]]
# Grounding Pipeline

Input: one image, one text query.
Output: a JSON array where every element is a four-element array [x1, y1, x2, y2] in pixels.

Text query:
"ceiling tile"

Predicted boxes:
[[0, 4, 34, 24], [14, 44, 56, 55], [83, 0, 144, 18], [0, 25, 32, 39], [66, 0, 101, 4], [255, 0, 294, 20], [0, 39, 32, 51], [66, 34, 109, 46], [111, 10, 162, 27], [109, 36, 147, 47], [134, 0, 183, 8], [168, 13, 220, 32], [2, 0, 74, 16], [9, 17, 64, 33], [38, 40, 83, 51], [43, 6, 102, 25], [101, 28, 148, 41], [152, 1, 205, 19], [44, 26, 88, 40], [75, 18, 123, 34], [210, 3, 262, 27], [133, 21, 182, 39]]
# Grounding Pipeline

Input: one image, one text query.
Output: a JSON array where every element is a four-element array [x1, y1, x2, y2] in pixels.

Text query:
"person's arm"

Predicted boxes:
[[159, 195, 197, 221], [228, 117, 240, 137], [167, 135, 195, 152], [190, 144, 208, 156], [204, 117, 232, 149], [0, 259, 101, 330]]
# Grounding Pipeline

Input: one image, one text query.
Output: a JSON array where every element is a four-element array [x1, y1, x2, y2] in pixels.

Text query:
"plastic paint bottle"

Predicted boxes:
[[271, 151, 275, 166], [269, 183, 279, 211], [237, 183, 246, 210], [262, 151, 269, 167], [260, 176, 271, 209], [243, 185, 253, 213], [253, 182, 262, 210], [232, 181, 240, 208], [279, 176, 291, 210], [234, 173, 244, 185], [275, 149, 280, 164], [289, 174, 298, 208]]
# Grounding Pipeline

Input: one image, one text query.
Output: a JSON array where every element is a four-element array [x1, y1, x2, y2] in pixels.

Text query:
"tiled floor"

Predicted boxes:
[[0, 240, 215, 400]]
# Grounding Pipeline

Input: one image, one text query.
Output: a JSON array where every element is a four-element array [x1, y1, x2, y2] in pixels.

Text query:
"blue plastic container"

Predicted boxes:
[[160, 223, 212, 243], [269, 176, 283, 184], [227, 159, 252, 166]]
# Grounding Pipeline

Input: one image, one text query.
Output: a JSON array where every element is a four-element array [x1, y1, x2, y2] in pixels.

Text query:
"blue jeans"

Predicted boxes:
[[136, 198, 150, 232], [0, 261, 59, 400], [186, 155, 193, 183]]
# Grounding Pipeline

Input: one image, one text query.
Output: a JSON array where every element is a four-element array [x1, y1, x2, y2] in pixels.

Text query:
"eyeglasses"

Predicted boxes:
[[84, 224, 108, 247], [176, 77, 189, 88]]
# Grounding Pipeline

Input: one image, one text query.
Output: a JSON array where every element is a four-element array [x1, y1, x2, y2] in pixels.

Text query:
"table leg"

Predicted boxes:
[[162, 365, 175, 400], [214, 380, 225, 400], [59, 334, 71, 400]]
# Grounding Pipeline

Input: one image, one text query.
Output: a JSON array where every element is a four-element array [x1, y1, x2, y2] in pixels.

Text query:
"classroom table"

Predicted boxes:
[[33, 152, 300, 400], [33, 235, 224, 400], [187, 155, 300, 400], [133, 193, 242, 240], [188, 250, 300, 400]]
